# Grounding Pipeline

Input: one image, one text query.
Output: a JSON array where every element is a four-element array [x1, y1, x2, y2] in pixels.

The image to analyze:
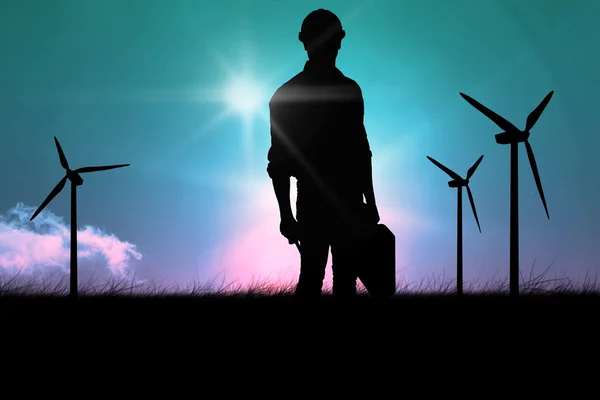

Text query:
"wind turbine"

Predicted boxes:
[[30, 136, 130, 298], [427, 155, 484, 296], [459, 91, 553, 297]]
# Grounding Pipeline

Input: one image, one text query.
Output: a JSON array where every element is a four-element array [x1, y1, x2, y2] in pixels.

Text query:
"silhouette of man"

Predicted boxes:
[[267, 9, 379, 299]]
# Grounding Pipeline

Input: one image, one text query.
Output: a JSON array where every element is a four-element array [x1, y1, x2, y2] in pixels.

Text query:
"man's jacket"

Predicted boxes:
[[267, 60, 372, 216]]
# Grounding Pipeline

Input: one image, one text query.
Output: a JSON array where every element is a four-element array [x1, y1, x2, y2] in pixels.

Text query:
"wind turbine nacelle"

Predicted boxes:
[[495, 131, 530, 145], [67, 170, 84, 186], [448, 179, 467, 188]]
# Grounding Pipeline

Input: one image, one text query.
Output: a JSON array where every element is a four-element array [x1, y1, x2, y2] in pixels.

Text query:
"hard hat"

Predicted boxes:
[[298, 9, 346, 46]]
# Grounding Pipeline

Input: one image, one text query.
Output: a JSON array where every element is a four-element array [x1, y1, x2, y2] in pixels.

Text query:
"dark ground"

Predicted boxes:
[[2, 292, 599, 302], [3, 293, 599, 320], [2, 294, 597, 360]]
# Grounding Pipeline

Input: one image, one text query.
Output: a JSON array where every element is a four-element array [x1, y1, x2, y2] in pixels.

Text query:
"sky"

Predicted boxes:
[[1, 0, 599, 292]]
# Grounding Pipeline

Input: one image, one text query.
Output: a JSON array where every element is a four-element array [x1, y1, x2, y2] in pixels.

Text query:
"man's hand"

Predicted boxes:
[[280, 215, 301, 245]]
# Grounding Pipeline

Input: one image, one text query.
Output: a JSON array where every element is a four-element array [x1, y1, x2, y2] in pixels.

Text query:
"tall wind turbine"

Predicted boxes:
[[460, 91, 553, 297], [30, 137, 130, 298], [427, 155, 484, 296]]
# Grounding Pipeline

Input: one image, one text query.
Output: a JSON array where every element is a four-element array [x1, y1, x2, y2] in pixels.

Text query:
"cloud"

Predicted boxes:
[[0, 203, 142, 276]]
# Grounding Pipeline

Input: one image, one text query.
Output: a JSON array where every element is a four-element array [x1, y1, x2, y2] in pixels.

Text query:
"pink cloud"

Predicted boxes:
[[0, 203, 142, 275]]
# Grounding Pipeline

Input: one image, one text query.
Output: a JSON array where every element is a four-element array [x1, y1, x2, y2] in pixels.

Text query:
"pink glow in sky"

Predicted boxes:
[[206, 166, 432, 290]]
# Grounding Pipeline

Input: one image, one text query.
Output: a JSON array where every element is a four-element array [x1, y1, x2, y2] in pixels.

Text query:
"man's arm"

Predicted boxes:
[[267, 98, 295, 221], [272, 176, 294, 220], [355, 86, 377, 207], [363, 155, 376, 206], [268, 96, 302, 243]]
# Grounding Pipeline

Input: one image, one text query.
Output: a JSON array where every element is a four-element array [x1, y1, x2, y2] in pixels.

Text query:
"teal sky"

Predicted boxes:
[[1, 0, 598, 289]]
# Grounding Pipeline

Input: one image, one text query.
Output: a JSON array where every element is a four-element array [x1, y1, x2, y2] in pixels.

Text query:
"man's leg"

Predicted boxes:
[[295, 227, 330, 298], [330, 236, 360, 299]]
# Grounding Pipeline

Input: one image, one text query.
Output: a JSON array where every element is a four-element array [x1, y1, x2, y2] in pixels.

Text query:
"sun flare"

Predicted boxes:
[[224, 77, 264, 118]]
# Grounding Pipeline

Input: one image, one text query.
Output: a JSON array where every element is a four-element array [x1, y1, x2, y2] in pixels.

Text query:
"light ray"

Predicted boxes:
[[241, 112, 255, 171], [255, 107, 357, 227], [201, 38, 238, 79], [171, 107, 235, 157], [174, 1, 382, 163]]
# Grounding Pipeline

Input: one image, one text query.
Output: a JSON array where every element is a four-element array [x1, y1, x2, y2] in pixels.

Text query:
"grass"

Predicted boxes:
[[1, 263, 599, 300], [2, 265, 598, 343]]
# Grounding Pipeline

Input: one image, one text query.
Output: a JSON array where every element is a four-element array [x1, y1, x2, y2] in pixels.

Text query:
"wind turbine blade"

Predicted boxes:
[[54, 137, 69, 170], [30, 175, 68, 221], [525, 91, 554, 132], [466, 185, 481, 233], [466, 155, 484, 179], [459, 92, 521, 134], [74, 164, 130, 173], [426, 156, 462, 181], [524, 140, 550, 219]]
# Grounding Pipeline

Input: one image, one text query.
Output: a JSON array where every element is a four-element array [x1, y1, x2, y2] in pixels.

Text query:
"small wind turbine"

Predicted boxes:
[[427, 155, 484, 296], [460, 91, 553, 297], [30, 136, 130, 298]]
